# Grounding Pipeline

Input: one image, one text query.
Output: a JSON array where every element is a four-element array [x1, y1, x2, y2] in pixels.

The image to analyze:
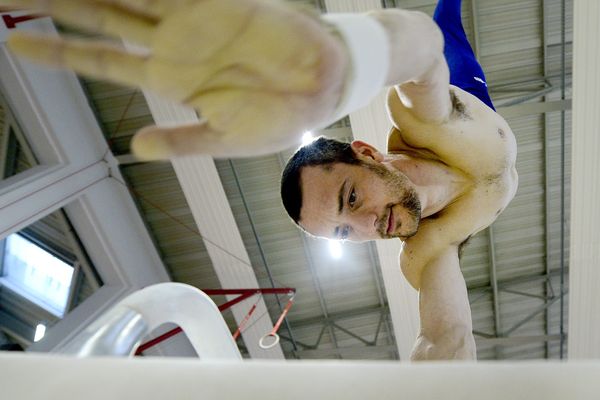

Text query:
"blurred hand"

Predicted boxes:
[[2, 0, 348, 158]]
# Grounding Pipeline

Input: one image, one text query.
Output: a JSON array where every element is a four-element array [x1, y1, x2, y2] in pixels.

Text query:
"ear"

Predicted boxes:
[[350, 140, 384, 162]]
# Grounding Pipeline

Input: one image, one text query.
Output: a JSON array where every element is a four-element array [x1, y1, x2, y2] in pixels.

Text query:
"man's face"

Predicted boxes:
[[298, 159, 422, 242]]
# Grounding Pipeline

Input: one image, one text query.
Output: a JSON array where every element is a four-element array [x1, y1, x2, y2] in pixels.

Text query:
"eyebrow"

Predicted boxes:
[[338, 179, 348, 215]]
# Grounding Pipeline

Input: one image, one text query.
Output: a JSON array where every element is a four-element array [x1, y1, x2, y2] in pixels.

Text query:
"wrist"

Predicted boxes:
[[368, 9, 444, 86], [319, 13, 390, 123]]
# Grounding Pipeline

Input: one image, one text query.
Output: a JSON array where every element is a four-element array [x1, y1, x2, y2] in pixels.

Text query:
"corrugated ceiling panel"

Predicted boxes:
[[121, 162, 220, 288], [461, 231, 491, 287], [82, 80, 151, 155]]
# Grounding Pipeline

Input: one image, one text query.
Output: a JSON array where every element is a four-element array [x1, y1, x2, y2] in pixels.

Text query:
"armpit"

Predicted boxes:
[[450, 89, 472, 121]]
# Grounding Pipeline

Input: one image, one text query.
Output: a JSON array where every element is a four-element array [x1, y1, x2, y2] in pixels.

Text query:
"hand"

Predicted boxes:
[[2, 0, 348, 159]]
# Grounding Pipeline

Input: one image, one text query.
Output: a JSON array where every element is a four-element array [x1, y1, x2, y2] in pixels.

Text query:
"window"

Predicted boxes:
[[0, 234, 74, 317]]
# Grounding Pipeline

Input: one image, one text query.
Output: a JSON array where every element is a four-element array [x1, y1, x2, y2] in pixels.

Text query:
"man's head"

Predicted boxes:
[[281, 136, 421, 241]]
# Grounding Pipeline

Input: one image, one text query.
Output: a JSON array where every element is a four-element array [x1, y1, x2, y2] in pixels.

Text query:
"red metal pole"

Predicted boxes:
[[135, 288, 295, 355], [1, 11, 46, 29]]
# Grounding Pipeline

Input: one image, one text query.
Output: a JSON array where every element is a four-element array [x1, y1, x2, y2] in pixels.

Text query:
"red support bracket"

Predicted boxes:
[[135, 288, 295, 355], [1, 10, 46, 29]]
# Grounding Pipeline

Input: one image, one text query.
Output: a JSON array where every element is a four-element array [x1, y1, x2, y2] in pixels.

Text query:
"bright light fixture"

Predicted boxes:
[[328, 239, 342, 259], [301, 131, 314, 146], [34, 323, 46, 342]]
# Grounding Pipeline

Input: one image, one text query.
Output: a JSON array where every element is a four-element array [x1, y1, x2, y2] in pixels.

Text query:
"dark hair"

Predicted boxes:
[[280, 136, 361, 223]]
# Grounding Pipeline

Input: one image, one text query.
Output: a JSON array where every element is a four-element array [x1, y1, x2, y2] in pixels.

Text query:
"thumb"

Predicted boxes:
[[131, 122, 227, 160]]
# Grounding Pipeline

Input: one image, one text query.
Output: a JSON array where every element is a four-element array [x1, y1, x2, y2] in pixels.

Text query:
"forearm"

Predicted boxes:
[[409, 247, 476, 361]]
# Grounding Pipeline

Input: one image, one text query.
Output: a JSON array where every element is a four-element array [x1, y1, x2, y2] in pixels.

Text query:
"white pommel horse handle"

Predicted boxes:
[[61, 283, 241, 360]]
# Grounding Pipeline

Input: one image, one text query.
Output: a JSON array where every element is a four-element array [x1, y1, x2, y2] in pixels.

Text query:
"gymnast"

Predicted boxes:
[[1, 0, 518, 360]]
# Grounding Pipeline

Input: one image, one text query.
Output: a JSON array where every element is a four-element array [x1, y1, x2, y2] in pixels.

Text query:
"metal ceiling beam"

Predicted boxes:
[[496, 99, 572, 118], [469, 268, 569, 295], [476, 334, 563, 346], [495, 84, 555, 108], [277, 306, 394, 357], [503, 292, 565, 337], [293, 343, 397, 359], [487, 226, 502, 358], [279, 309, 393, 358], [289, 303, 388, 329], [558, 0, 567, 360], [541, 0, 552, 359]]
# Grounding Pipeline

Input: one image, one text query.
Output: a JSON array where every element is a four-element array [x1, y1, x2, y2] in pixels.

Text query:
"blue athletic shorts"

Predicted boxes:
[[433, 0, 495, 110]]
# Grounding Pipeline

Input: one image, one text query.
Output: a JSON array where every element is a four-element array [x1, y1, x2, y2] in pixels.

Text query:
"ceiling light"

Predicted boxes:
[[34, 323, 46, 342], [328, 239, 342, 259], [301, 131, 314, 146]]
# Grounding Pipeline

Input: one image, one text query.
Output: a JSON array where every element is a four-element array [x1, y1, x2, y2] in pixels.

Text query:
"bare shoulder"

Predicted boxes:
[[387, 85, 517, 178]]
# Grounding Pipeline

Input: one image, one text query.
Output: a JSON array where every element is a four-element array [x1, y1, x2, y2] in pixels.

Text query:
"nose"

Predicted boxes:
[[350, 208, 380, 238]]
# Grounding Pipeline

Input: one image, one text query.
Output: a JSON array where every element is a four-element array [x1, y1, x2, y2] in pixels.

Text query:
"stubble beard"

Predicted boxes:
[[367, 162, 422, 239]]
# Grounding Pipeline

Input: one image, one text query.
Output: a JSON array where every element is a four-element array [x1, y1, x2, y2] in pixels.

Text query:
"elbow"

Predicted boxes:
[[410, 325, 476, 361]]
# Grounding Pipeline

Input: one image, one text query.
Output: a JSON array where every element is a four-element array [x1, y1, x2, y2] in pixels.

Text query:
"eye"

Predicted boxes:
[[348, 188, 357, 208]]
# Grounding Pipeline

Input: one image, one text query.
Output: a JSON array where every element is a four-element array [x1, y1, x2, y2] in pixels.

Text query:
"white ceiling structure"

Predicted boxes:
[[2, 0, 597, 364]]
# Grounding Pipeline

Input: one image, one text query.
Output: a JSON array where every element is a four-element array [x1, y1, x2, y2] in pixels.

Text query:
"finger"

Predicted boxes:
[[8, 32, 150, 88], [131, 122, 228, 160], [0, 0, 156, 45]]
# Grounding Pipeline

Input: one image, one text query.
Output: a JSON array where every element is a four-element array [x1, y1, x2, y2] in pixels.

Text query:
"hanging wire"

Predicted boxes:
[[113, 177, 288, 288], [559, 0, 566, 359], [106, 90, 138, 149]]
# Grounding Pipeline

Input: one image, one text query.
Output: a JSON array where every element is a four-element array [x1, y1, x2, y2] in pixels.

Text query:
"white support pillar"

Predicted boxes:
[[568, 0, 600, 359], [323, 0, 420, 361]]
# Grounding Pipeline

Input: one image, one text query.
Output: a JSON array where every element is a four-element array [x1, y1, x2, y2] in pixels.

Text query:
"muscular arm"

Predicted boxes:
[[408, 246, 476, 361]]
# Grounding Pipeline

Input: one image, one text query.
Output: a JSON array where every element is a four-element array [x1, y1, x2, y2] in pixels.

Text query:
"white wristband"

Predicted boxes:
[[321, 13, 390, 124]]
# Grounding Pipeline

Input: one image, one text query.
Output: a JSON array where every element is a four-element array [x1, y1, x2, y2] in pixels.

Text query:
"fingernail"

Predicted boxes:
[[131, 131, 171, 161]]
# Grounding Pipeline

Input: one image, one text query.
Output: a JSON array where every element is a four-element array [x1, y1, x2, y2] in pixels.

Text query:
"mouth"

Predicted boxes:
[[386, 207, 394, 235]]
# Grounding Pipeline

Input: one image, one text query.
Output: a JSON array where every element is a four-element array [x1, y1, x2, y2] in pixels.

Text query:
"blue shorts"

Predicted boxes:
[[433, 0, 495, 110]]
